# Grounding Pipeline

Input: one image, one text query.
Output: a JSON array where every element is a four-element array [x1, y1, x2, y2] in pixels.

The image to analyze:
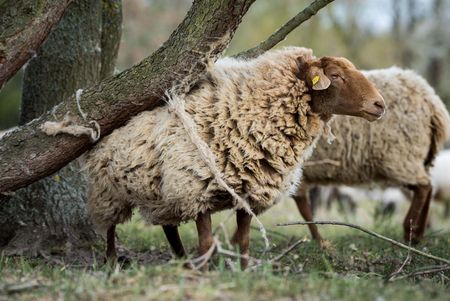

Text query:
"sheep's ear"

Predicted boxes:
[[309, 66, 331, 91], [295, 56, 310, 81], [296, 56, 331, 90]]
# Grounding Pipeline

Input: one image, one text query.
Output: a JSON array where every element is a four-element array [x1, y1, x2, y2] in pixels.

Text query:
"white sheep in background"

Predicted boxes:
[[84, 47, 385, 269], [308, 185, 408, 218], [294, 67, 450, 244], [431, 149, 450, 217]]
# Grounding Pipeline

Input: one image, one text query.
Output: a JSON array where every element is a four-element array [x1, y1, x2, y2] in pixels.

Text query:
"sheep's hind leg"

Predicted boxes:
[[293, 185, 323, 241], [162, 225, 186, 258], [231, 209, 252, 270], [404, 184, 432, 244], [106, 225, 117, 263], [195, 211, 214, 271]]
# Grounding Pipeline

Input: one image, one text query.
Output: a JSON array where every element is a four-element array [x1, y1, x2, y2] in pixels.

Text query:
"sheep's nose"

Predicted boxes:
[[374, 100, 385, 110]]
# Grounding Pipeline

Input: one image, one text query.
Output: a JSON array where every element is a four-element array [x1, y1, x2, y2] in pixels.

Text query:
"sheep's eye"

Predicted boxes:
[[331, 74, 340, 80]]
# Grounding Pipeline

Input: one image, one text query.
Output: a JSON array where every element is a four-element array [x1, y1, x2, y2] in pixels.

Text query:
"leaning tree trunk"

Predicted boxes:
[[0, 0, 122, 261]]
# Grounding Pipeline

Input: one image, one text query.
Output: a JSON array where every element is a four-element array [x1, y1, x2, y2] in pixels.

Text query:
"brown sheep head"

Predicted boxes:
[[297, 56, 385, 122]]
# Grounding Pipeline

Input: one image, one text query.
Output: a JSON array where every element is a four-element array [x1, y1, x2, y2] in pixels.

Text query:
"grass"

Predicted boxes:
[[1, 199, 449, 301]]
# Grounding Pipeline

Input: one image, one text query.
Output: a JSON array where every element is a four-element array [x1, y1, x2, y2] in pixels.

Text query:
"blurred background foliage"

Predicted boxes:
[[1, 0, 449, 129]]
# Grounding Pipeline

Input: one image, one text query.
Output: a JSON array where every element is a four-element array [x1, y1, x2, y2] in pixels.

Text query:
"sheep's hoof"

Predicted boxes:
[[407, 233, 423, 245], [404, 226, 424, 245], [183, 261, 196, 270], [117, 255, 132, 267], [319, 239, 334, 251], [104, 255, 131, 269]]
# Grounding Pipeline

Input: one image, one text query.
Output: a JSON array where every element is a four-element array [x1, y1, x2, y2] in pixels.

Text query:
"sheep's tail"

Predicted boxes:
[[425, 92, 450, 167]]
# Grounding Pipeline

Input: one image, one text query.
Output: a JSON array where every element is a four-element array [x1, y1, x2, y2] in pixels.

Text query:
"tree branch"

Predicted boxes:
[[278, 221, 450, 265], [236, 0, 335, 58], [0, 0, 74, 88], [0, 0, 256, 193]]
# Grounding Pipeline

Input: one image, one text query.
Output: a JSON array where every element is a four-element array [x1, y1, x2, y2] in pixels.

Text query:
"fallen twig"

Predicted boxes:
[[188, 238, 217, 270], [387, 219, 413, 281], [270, 238, 309, 263], [388, 264, 450, 282], [0, 280, 43, 294], [277, 221, 450, 265], [249, 237, 309, 270]]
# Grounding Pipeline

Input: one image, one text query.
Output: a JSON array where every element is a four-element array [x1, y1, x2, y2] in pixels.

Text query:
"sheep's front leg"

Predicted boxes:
[[195, 211, 214, 270], [293, 185, 323, 241], [404, 184, 432, 244], [231, 209, 252, 270], [162, 225, 186, 258]]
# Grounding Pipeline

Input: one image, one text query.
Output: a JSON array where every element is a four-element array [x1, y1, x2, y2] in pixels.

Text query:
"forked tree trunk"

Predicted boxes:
[[0, 0, 121, 261]]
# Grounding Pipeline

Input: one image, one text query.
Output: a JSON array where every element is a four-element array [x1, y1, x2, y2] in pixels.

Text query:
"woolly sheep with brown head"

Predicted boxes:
[[84, 47, 385, 269], [293, 67, 450, 245]]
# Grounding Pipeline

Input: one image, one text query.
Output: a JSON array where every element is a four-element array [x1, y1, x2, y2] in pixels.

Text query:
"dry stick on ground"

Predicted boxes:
[[387, 219, 414, 281], [236, 0, 336, 59], [278, 221, 450, 265], [270, 238, 309, 263], [1, 280, 43, 295], [187, 236, 262, 270], [388, 264, 450, 282], [249, 238, 309, 270], [188, 236, 308, 271]]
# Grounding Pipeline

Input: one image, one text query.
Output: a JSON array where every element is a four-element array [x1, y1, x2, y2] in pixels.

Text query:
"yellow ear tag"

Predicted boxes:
[[312, 75, 320, 86]]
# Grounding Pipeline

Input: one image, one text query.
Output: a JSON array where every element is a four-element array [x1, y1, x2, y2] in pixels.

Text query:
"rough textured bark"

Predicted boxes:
[[100, 0, 122, 79], [0, 0, 255, 193], [0, 0, 73, 88], [0, 0, 117, 258]]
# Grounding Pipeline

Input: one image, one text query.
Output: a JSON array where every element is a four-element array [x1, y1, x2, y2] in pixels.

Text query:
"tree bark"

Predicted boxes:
[[0, 0, 73, 88], [0, 0, 119, 259], [100, 0, 122, 79], [0, 0, 255, 194]]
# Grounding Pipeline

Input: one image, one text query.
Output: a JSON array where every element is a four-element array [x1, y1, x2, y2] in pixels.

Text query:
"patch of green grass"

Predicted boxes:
[[1, 200, 449, 300]]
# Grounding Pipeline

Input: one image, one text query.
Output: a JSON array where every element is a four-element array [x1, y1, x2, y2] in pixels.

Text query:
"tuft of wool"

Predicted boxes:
[[40, 89, 101, 142], [41, 114, 100, 142]]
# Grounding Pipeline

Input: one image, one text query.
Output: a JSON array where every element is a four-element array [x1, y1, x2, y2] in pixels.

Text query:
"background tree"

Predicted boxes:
[[0, 0, 121, 260]]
